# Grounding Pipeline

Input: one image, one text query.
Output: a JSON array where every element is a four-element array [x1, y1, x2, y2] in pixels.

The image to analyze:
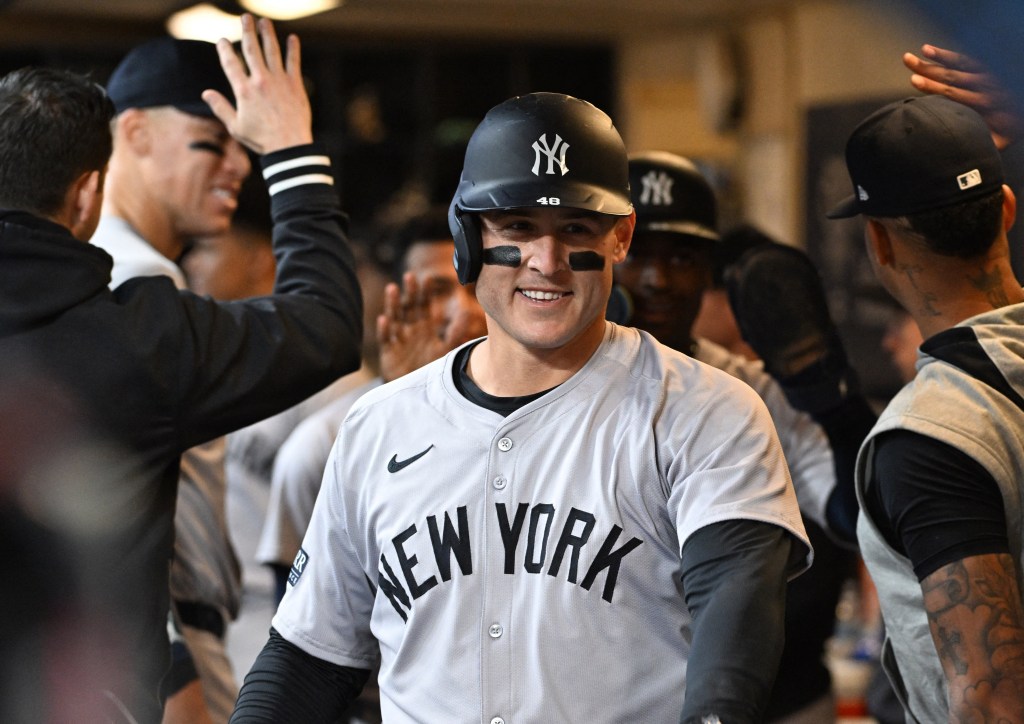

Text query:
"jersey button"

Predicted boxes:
[[488, 623, 503, 638], [493, 476, 507, 490], [497, 437, 513, 452]]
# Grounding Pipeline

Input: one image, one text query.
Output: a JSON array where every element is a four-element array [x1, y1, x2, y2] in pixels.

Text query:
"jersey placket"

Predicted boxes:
[[480, 423, 519, 724]]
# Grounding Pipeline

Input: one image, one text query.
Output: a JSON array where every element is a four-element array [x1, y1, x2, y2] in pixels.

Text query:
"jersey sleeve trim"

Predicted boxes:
[[260, 145, 334, 196], [268, 173, 335, 196], [263, 155, 332, 179]]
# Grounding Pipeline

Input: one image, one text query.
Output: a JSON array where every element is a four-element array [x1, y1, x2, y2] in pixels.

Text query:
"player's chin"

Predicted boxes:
[[530, 315, 605, 348], [513, 324, 579, 350], [632, 311, 671, 336]]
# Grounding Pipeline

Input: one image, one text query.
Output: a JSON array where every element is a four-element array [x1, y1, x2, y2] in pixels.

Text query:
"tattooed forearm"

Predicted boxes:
[[922, 554, 1024, 723]]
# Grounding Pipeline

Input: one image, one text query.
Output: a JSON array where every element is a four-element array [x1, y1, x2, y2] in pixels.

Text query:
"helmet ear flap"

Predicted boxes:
[[449, 201, 482, 285]]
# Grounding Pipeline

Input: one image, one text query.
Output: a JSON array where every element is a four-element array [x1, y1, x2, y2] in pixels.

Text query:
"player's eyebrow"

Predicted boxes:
[[189, 140, 226, 156]]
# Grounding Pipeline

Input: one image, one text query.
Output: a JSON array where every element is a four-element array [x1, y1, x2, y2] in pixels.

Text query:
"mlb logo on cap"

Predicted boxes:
[[958, 169, 983, 190]]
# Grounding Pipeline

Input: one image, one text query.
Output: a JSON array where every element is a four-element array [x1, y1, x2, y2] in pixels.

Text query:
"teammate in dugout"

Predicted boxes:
[[231, 92, 811, 723], [0, 15, 364, 723], [613, 152, 859, 722], [831, 94, 1024, 723]]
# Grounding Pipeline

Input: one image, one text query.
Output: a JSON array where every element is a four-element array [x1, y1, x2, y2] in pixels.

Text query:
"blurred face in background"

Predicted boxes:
[[139, 108, 251, 240], [614, 231, 713, 353], [403, 239, 487, 347], [183, 224, 274, 301]]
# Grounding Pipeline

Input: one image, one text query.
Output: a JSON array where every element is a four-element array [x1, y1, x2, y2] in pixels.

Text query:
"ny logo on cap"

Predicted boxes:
[[639, 170, 674, 206], [857, 185, 869, 201], [957, 169, 982, 190], [532, 133, 570, 176]]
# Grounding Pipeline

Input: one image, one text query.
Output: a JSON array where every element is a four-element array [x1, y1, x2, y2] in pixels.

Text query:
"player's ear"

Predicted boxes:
[[67, 168, 104, 241], [117, 108, 153, 156], [865, 218, 894, 268], [1002, 184, 1016, 234], [611, 211, 635, 264]]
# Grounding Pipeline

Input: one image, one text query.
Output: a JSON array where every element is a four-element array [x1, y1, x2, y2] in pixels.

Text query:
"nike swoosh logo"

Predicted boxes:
[[387, 444, 435, 473]]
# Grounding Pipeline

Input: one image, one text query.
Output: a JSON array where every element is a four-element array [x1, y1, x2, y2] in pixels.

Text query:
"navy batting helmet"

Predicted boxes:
[[449, 92, 632, 284], [629, 151, 718, 242]]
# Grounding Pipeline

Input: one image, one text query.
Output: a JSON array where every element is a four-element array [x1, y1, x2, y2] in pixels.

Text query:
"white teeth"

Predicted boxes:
[[522, 290, 564, 301], [212, 188, 235, 199]]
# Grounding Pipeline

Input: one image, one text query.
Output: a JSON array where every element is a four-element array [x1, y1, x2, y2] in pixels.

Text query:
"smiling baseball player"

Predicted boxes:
[[231, 92, 811, 724]]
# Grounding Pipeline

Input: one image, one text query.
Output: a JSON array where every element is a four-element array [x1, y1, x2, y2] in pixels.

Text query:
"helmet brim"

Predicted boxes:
[[636, 220, 719, 241], [456, 179, 632, 216]]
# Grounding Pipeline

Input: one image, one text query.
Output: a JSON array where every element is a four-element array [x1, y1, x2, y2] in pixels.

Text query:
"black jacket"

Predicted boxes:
[[0, 144, 362, 723]]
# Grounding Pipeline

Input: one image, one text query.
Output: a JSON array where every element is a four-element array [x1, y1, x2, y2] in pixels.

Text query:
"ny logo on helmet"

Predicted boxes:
[[639, 170, 674, 206], [532, 133, 570, 176]]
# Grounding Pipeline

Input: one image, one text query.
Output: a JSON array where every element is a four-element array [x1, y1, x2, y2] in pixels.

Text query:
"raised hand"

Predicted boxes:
[[377, 272, 452, 383], [202, 14, 313, 154], [903, 44, 1021, 150]]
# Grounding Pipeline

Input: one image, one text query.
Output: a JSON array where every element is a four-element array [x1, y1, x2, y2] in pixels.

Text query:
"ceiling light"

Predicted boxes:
[[240, 0, 342, 21], [167, 3, 244, 42]]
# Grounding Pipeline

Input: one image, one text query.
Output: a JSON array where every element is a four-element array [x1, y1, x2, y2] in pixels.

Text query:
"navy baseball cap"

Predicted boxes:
[[106, 37, 234, 118], [827, 95, 1004, 219], [629, 151, 719, 241]]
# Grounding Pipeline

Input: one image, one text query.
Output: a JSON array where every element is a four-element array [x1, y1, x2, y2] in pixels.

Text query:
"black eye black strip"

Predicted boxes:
[[568, 251, 605, 271], [482, 246, 522, 267]]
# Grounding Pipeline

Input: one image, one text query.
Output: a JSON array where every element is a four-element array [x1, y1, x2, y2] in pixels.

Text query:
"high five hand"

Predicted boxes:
[[203, 14, 313, 154]]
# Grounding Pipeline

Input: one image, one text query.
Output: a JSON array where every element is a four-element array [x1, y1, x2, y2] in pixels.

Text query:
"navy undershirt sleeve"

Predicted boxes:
[[866, 429, 1009, 581], [678, 519, 791, 724], [229, 628, 370, 723], [814, 394, 878, 544]]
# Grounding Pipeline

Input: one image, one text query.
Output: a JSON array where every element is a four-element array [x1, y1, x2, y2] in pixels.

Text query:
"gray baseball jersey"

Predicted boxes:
[[256, 376, 383, 567], [693, 338, 836, 532], [274, 323, 810, 722]]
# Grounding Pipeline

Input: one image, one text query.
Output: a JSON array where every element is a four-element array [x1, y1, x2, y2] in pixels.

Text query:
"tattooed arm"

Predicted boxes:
[[869, 431, 1023, 720], [922, 553, 1024, 722]]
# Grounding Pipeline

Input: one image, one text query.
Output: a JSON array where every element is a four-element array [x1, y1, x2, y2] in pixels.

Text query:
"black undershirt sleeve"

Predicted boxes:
[[865, 429, 1009, 581], [269, 563, 289, 606], [815, 394, 878, 544], [678, 519, 792, 724], [229, 628, 370, 723]]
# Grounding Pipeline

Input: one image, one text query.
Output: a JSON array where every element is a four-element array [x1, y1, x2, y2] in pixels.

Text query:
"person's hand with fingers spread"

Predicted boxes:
[[377, 272, 451, 382], [442, 285, 485, 350], [903, 44, 1022, 150], [203, 14, 312, 154]]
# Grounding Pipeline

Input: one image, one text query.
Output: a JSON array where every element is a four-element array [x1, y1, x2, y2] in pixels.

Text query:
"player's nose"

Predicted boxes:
[[525, 234, 568, 277], [638, 260, 669, 289]]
